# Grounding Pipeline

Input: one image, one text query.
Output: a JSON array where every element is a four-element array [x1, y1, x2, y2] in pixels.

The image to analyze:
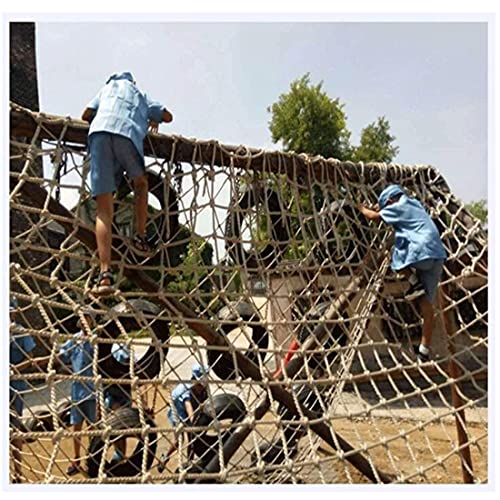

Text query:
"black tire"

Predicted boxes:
[[208, 301, 269, 380], [189, 393, 246, 466], [252, 438, 300, 465], [87, 407, 157, 479], [115, 170, 180, 265], [99, 299, 170, 380], [225, 184, 289, 271], [25, 399, 73, 434]]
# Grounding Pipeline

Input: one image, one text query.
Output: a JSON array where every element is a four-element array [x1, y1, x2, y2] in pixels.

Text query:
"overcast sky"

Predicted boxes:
[[35, 21, 488, 203]]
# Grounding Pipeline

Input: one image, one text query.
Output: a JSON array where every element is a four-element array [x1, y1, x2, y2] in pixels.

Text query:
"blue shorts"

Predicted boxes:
[[70, 398, 96, 425], [89, 131, 145, 197], [410, 258, 444, 303]]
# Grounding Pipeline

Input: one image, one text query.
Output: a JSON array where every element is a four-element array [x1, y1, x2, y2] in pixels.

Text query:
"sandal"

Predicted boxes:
[[91, 271, 116, 297], [132, 234, 154, 256], [67, 460, 80, 476]]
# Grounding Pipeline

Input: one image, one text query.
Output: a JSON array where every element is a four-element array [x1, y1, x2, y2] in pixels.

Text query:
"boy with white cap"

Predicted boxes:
[[81, 72, 173, 296], [358, 184, 447, 362]]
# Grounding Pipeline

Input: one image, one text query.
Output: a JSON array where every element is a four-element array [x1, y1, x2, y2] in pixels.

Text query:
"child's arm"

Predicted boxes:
[[148, 108, 173, 133], [161, 108, 173, 123], [358, 201, 382, 221], [184, 399, 195, 424], [81, 107, 97, 123]]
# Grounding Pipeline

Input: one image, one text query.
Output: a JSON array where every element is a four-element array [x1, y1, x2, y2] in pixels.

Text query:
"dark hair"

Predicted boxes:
[[387, 193, 403, 205]]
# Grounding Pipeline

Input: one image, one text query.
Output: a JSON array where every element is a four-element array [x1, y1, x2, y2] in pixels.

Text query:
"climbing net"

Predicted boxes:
[[9, 102, 488, 484]]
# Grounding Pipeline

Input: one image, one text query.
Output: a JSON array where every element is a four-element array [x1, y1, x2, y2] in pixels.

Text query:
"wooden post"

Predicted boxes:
[[438, 284, 474, 483]]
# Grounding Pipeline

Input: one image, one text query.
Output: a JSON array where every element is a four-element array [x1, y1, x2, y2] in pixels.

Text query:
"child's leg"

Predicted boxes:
[[133, 174, 148, 238], [412, 259, 444, 358], [72, 422, 83, 462], [95, 192, 114, 275], [420, 297, 435, 348]]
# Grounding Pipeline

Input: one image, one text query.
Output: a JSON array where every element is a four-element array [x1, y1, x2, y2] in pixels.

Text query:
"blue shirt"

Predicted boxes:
[[380, 194, 447, 270], [168, 383, 193, 425], [86, 72, 165, 159], [10, 323, 36, 414], [59, 332, 96, 402]]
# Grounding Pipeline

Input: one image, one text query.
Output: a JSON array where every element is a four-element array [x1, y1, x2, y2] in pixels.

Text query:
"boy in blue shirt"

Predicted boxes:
[[358, 184, 447, 362], [157, 363, 209, 473], [81, 72, 173, 296], [57, 309, 98, 475]]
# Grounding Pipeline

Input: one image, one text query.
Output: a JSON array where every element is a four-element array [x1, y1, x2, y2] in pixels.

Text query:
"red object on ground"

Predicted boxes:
[[273, 338, 300, 378]]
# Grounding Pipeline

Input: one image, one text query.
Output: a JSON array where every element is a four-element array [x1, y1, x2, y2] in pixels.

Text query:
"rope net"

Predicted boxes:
[[9, 103, 488, 484]]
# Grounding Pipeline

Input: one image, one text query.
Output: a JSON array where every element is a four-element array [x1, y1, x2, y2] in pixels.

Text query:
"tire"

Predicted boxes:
[[87, 407, 157, 479], [24, 399, 73, 434], [99, 299, 170, 380], [225, 184, 289, 271], [208, 301, 269, 380], [189, 393, 246, 466], [115, 170, 180, 264], [252, 438, 300, 465]]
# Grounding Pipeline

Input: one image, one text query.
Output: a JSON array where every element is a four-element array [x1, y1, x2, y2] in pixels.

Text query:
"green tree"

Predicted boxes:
[[351, 116, 399, 163], [268, 74, 399, 164], [268, 73, 351, 160], [465, 199, 488, 224]]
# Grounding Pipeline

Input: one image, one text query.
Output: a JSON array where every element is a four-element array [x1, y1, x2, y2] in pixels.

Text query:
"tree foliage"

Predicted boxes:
[[268, 74, 399, 164], [268, 74, 351, 160], [465, 199, 488, 224], [351, 117, 399, 163]]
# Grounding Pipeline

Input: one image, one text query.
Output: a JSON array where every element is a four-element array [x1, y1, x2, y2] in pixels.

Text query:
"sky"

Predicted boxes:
[[35, 21, 488, 203]]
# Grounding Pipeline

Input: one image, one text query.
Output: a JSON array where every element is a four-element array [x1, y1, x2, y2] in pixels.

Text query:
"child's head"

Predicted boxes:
[[191, 362, 209, 389], [378, 184, 405, 210]]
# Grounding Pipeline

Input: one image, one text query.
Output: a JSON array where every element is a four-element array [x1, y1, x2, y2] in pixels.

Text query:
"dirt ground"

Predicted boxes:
[[320, 417, 487, 484], [10, 383, 488, 485]]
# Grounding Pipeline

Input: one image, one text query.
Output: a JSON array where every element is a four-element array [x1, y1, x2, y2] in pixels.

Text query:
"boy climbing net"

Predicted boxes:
[[358, 184, 447, 362], [81, 71, 173, 297]]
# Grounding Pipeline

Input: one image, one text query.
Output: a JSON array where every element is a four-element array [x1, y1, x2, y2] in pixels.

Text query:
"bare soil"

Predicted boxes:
[[11, 384, 488, 485]]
